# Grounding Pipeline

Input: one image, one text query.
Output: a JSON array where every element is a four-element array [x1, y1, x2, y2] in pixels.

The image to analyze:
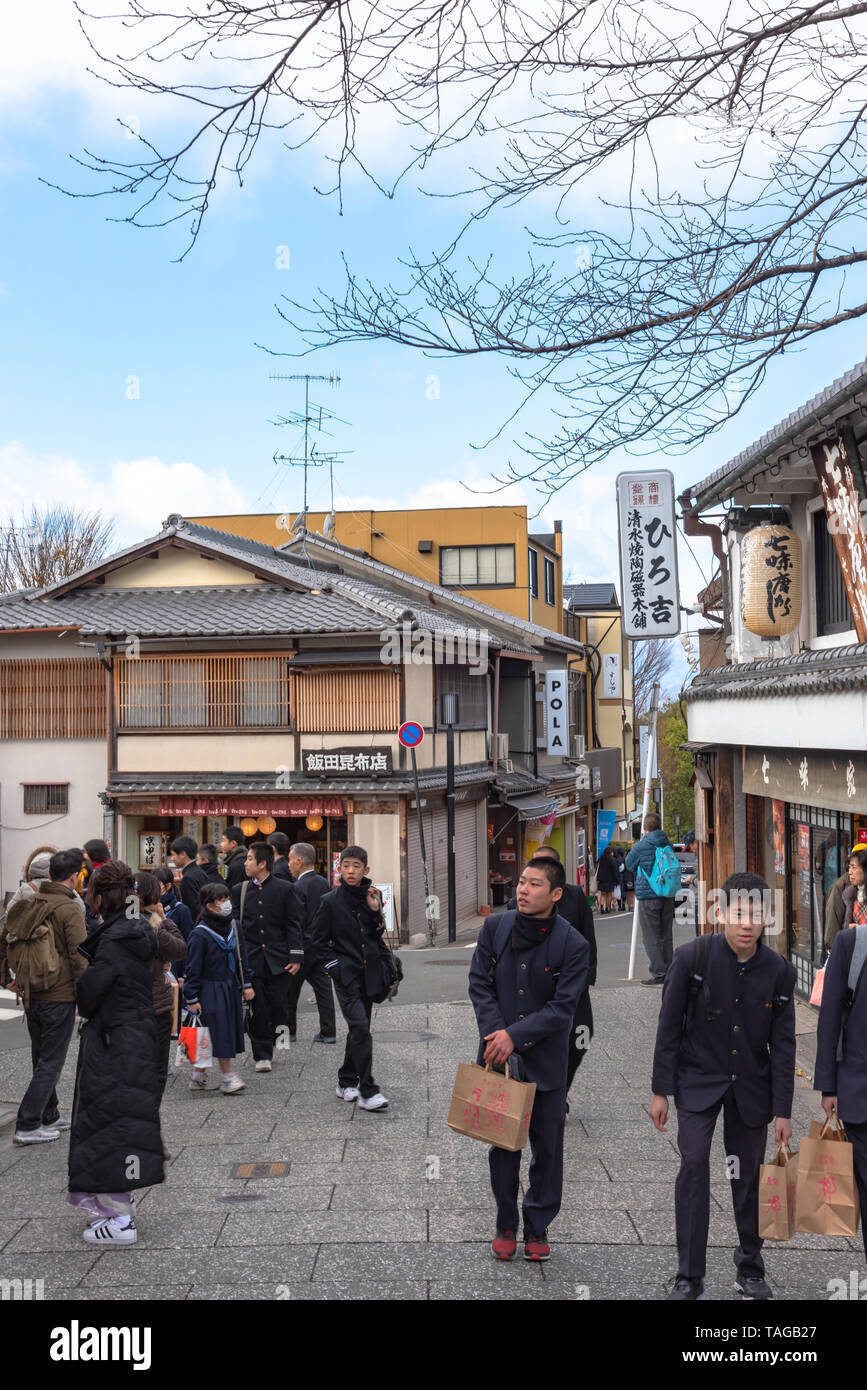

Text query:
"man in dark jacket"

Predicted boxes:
[[650, 872, 795, 1301], [309, 845, 391, 1110], [507, 845, 596, 1101], [220, 827, 248, 892], [232, 841, 303, 1069], [626, 814, 675, 985], [287, 841, 336, 1043], [1, 849, 87, 1145], [169, 836, 208, 919], [196, 843, 224, 884], [815, 920, 867, 1257], [469, 857, 589, 1263], [267, 831, 295, 882]]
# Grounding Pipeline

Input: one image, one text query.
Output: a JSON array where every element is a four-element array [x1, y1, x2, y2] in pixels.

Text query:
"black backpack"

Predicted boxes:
[[684, 932, 796, 1034]]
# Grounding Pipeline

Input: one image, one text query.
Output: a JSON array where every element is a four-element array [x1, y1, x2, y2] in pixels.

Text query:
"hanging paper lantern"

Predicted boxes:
[[239, 817, 258, 837], [740, 524, 802, 637], [257, 816, 277, 835], [305, 814, 324, 832]]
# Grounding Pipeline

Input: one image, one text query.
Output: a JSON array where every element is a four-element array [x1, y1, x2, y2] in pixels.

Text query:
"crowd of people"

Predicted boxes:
[[0, 832, 395, 1246]]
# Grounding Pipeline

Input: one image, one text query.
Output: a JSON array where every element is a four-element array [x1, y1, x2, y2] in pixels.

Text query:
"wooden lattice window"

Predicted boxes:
[[0, 659, 106, 739], [293, 668, 400, 733], [23, 783, 69, 814], [115, 654, 292, 730]]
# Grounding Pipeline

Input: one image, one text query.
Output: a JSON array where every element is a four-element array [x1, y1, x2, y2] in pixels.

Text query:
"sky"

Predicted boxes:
[[2, 2, 866, 696]]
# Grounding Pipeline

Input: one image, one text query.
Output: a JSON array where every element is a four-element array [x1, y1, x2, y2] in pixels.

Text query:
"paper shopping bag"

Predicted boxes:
[[447, 1062, 536, 1152], [809, 968, 825, 1007], [758, 1145, 798, 1241], [794, 1117, 860, 1237], [177, 1015, 214, 1068]]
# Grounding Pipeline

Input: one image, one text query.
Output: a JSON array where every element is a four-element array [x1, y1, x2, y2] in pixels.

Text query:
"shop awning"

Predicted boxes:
[[500, 791, 560, 820], [157, 795, 344, 817]]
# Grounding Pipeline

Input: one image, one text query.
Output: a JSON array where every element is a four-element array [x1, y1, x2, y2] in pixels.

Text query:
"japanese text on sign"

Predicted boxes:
[[616, 470, 681, 640]]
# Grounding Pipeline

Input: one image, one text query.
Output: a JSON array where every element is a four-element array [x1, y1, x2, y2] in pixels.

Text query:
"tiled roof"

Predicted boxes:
[[564, 583, 619, 609], [684, 357, 867, 513], [107, 763, 493, 796], [684, 642, 867, 702]]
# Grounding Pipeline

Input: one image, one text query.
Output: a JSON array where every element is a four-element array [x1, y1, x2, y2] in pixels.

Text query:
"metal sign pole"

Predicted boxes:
[[411, 744, 437, 947], [627, 680, 661, 981]]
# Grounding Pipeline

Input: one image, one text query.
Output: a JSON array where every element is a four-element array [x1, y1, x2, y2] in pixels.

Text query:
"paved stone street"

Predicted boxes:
[[0, 943, 861, 1302]]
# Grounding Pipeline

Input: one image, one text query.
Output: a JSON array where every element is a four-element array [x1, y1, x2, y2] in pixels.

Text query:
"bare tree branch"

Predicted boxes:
[[0, 505, 116, 591]]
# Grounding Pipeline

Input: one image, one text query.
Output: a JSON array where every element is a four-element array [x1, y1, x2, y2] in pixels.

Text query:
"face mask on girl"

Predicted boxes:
[[216, 900, 233, 917]]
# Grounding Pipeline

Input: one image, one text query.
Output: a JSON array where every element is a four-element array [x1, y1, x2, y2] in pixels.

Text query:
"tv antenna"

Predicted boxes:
[[268, 373, 352, 541]]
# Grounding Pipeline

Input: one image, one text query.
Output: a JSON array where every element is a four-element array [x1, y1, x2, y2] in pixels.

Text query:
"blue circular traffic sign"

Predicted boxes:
[[398, 721, 425, 748]]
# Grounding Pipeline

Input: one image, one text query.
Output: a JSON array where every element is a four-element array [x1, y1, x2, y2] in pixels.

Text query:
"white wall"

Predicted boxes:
[[687, 690, 867, 752], [1, 740, 105, 898], [352, 811, 401, 924]]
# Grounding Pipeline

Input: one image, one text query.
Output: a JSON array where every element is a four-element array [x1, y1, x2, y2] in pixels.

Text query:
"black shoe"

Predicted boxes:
[[735, 1276, 773, 1300], [641, 978, 664, 986], [667, 1276, 704, 1301], [313, 1033, 337, 1044]]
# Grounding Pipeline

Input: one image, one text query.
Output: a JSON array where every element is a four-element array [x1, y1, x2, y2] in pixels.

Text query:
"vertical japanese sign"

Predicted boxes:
[[545, 669, 568, 755], [811, 433, 867, 642], [603, 653, 621, 697], [616, 470, 681, 639]]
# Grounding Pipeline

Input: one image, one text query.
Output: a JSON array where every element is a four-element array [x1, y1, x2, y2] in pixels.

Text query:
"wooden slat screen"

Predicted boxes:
[[115, 654, 292, 730], [294, 668, 399, 733], [0, 659, 106, 739]]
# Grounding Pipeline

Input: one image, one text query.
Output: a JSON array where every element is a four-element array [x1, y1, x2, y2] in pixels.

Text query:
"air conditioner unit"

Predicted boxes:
[[572, 734, 586, 759]]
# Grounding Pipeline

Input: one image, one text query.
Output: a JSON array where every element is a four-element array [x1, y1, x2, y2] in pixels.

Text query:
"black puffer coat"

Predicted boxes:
[[68, 911, 165, 1195]]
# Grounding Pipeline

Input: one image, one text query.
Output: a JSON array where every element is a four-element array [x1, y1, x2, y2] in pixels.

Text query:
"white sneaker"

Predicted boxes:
[[51, 1113, 72, 1131], [254, 1060, 272, 1073], [336, 1085, 360, 1102], [221, 1075, 246, 1095], [83, 1217, 137, 1246], [357, 1092, 389, 1111], [188, 1071, 219, 1091], [13, 1125, 60, 1144]]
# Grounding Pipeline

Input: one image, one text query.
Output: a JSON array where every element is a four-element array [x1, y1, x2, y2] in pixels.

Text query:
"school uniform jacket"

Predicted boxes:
[[507, 883, 597, 986], [467, 910, 589, 1092], [231, 873, 304, 975], [815, 927, 867, 1123], [651, 934, 795, 1126], [294, 870, 331, 943]]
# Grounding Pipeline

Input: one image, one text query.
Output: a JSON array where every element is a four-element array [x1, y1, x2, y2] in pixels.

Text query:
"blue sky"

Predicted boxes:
[[2, 4, 865, 695]]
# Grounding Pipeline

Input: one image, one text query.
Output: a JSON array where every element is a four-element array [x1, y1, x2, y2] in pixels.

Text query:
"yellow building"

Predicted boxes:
[[190, 505, 565, 634], [564, 584, 635, 838]]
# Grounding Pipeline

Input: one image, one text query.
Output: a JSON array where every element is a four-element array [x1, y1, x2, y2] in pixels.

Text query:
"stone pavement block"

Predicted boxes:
[[329, 1181, 494, 1210], [194, 1115, 284, 1142], [0, 1152, 23, 1178], [428, 1276, 552, 1300], [78, 1245, 319, 1289], [558, 1181, 679, 1212], [0, 1252, 99, 1288], [4, 1212, 227, 1254], [765, 1250, 866, 1291], [267, 1117, 360, 1141], [428, 1207, 639, 1245], [313, 1240, 543, 1284], [169, 1140, 346, 1165], [629, 1209, 759, 1248], [187, 1281, 430, 1301], [47, 1285, 192, 1301], [217, 1208, 426, 1246], [0, 1219, 27, 1251], [134, 1184, 331, 1213]]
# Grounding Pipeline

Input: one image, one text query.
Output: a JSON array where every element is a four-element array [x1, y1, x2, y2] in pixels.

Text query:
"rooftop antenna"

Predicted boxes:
[[268, 372, 350, 556]]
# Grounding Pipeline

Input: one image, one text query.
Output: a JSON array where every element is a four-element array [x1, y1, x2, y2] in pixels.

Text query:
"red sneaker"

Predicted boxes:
[[491, 1229, 517, 1261], [523, 1232, 551, 1261]]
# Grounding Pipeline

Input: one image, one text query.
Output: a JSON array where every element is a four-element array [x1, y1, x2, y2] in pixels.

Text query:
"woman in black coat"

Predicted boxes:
[[595, 846, 619, 913], [67, 860, 164, 1247]]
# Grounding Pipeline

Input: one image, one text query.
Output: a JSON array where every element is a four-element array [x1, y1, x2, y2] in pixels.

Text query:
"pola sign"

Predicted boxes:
[[545, 669, 568, 755]]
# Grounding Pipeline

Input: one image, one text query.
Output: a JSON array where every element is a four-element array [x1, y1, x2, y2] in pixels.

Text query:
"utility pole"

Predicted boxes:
[[441, 692, 459, 943]]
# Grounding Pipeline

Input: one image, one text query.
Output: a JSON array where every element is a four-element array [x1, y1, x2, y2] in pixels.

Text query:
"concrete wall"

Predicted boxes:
[[1, 740, 106, 898], [352, 810, 401, 923], [116, 733, 293, 773]]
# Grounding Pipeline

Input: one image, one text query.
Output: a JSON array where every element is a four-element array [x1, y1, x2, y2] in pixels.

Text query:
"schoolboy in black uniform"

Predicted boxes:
[[815, 918, 867, 1258], [469, 857, 588, 1263], [650, 872, 795, 1301]]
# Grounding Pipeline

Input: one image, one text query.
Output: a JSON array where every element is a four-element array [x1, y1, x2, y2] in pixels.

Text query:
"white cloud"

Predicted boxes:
[[0, 443, 247, 549]]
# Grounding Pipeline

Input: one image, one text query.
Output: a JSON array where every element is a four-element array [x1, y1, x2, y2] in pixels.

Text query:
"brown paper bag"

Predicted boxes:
[[794, 1117, 861, 1237], [758, 1145, 798, 1241], [169, 977, 180, 1039], [447, 1062, 536, 1152]]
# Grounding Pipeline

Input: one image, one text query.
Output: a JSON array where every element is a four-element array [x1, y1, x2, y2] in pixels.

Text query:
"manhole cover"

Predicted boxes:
[[371, 1030, 440, 1042]]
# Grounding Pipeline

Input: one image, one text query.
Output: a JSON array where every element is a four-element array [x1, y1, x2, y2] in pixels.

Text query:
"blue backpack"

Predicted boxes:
[[641, 845, 682, 898]]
